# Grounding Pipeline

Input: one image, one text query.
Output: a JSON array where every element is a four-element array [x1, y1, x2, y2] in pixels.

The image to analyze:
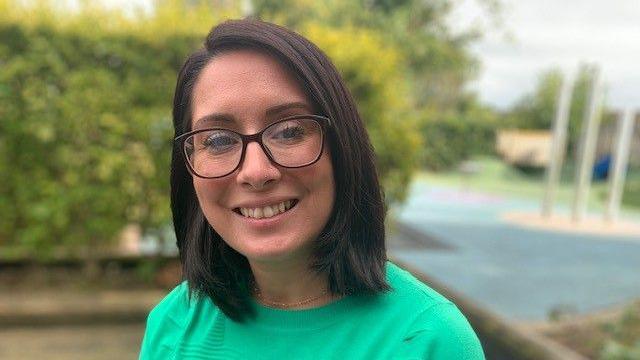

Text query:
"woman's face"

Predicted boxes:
[[190, 49, 335, 266]]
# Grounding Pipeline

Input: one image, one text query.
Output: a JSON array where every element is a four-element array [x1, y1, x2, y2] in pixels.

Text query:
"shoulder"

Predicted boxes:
[[396, 302, 485, 359], [386, 262, 485, 359], [386, 262, 452, 308], [146, 280, 192, 328], [139, 281, 193, 359]]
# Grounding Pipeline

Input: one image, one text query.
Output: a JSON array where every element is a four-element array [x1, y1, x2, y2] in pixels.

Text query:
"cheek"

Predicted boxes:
[[193, 178, 209, 204], [193, 178, 229, 215], [304, 156, 335, 215]]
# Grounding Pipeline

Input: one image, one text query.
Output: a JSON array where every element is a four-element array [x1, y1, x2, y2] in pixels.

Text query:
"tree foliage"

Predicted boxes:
[[505, 64, 613, 155], [252, 0, 480, 109]]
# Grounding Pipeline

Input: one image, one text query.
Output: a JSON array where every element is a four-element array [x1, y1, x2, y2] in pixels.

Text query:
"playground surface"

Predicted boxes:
[[390, 178, 640, 322], [503, 211, 640, 237]]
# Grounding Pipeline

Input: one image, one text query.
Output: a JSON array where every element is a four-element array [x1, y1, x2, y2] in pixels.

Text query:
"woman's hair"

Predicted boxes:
[[171, 18, 388, 321]]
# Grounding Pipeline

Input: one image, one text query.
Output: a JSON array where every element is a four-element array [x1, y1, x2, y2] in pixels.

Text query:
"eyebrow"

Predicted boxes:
[[193, 101, 312, 129], [265, 101, 310, 117]]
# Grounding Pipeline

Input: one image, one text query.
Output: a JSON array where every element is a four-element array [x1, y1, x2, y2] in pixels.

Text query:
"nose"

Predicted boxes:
[[236, 141, 281, 190]]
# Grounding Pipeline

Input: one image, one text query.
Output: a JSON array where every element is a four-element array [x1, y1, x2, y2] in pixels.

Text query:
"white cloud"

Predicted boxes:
[[450, 0, 640, 110]]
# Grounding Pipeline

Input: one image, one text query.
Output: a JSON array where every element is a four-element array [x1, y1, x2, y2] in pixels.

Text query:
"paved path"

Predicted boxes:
[[0, 323, 144, 360], [0, 289, 165, 359], [391, 181, 640, 321]]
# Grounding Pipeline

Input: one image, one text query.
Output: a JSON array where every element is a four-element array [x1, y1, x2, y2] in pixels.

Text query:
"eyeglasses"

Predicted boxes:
[[175, 114, 331, 179]]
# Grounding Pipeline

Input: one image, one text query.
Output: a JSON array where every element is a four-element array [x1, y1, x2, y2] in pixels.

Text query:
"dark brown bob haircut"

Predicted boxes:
[[171, 18, 388, 322]]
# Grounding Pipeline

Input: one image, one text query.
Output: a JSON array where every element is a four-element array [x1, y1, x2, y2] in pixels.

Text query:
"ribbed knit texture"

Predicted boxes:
[[140, 262, 485, 359]]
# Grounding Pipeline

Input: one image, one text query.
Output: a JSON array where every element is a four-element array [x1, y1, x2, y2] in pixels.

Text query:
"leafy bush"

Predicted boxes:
[[420, 100, 499, 170], [0, 1, 232, 257], [599, 301, 640, 360], [601, 340, 640, 360], [0, 25, 190, 257]]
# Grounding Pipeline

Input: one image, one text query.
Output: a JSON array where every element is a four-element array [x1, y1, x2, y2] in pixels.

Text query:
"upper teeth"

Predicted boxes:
[[239, 200, 293, 219]]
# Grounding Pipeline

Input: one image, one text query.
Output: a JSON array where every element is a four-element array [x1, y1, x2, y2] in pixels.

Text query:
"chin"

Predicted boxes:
[[233, 235, 312, 265]]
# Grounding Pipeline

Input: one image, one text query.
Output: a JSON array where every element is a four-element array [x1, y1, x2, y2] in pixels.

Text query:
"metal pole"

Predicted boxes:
[[572, 65, 603, 222], [542, 74, 573, 218], [605, 109, 636, 222]]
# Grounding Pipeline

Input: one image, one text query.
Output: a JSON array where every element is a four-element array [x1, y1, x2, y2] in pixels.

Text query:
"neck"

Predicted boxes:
[[249, 258, 334, 309]]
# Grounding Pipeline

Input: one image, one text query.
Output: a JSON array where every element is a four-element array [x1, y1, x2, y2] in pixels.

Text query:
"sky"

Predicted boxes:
[[448, 0, 640, 110]]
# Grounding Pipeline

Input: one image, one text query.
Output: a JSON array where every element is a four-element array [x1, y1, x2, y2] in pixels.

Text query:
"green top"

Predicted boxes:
[[140, 262, 485, 359]]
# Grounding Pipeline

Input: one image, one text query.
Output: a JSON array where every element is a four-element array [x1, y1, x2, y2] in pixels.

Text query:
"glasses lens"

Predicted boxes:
[[184, 129, 242, 177], [263, 117, 323, 167]]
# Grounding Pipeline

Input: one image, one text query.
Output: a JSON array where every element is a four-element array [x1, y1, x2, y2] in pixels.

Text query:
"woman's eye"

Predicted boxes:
[[201, 132, 239, 153], [273, 125, 305, 141]]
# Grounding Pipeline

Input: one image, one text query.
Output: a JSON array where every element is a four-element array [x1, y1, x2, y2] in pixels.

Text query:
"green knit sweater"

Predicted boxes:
[[140, 262, 485, 359]]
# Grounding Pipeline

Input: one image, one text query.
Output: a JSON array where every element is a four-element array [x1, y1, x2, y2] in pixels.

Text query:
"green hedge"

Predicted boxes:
[[0, 23, 199, 257]]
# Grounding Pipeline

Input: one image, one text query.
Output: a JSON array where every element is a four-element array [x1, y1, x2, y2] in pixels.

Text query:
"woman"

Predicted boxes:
[[140, 19, 484, 359]]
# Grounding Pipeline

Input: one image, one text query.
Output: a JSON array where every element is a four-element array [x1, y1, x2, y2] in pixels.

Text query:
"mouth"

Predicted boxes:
[[233, 199, 299, 219]]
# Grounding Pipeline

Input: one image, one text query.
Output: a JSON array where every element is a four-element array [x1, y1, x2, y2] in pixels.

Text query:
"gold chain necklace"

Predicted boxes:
[[254, 288, 329, 309]]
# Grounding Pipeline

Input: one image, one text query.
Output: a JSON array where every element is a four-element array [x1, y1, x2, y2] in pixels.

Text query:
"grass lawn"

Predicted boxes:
[[415, 156, 640, 215]]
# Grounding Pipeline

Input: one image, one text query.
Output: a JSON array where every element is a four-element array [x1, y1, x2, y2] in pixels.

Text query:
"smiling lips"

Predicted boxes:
[[236, 200, 297, 219]]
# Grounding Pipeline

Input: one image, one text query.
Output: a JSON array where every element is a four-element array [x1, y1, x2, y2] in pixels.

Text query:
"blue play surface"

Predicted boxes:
[[391, 180, 640, 321]]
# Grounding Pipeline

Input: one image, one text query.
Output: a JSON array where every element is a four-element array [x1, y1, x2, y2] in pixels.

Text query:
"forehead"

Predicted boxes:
[[190, 49, 310, 129]]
